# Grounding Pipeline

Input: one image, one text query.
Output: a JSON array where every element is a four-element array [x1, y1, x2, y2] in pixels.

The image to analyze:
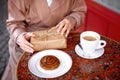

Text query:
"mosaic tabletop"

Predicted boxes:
[[17, 32, 120, 80]]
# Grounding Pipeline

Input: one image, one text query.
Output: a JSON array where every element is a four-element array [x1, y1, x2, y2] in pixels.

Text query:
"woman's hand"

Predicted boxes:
[[16, 32, 35, 53], [56, 17, 76, 37]]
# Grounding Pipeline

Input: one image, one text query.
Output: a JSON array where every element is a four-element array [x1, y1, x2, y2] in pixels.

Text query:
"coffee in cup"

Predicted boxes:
[[80, 31, 106, 55], [83, 36, 97, 41]]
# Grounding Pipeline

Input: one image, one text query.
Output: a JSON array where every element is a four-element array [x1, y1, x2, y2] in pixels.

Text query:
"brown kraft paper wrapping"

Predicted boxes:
[[30, 27, 67, 51]]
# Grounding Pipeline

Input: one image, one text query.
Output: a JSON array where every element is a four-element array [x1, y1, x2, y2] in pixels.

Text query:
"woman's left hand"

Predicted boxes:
[[56, 17, 76, 37]]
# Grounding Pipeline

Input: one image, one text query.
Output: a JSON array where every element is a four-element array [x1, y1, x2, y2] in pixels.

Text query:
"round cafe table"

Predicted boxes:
[[17, 32, 120, 80]]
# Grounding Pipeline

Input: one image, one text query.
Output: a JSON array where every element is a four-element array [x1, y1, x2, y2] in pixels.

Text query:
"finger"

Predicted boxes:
[[20, 34, 34, 48], [22, 33, 35, 47], [57, 21, 65, 33], [18, 38, 34, 52], [25, 32, 35, 40], [27, 32, 35, 37], [61, 23, 69, 35], [16, 33, 34, 53], [56, 23, 60, 27], [65, 28, 71, 37], [20, 43, 34, 53], [24, 38, 34, 47], [17, 35, 34, 52]]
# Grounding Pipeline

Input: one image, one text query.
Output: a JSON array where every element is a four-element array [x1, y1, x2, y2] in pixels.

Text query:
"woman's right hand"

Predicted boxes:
[[16, 32, 35, 53]]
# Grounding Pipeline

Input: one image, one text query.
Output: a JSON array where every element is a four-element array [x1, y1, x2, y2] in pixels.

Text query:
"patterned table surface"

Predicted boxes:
[[17, 32, 120, 80]]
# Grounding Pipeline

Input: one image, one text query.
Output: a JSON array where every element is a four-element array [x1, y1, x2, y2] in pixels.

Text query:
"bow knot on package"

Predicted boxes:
[[30, 27, 67, 51]]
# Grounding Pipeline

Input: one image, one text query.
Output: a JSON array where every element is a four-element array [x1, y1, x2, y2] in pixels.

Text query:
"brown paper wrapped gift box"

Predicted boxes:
[[30, 27, 67, 51]]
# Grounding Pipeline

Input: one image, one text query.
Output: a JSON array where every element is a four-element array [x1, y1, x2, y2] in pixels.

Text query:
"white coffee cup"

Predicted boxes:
[[80, 31, 106, 55]]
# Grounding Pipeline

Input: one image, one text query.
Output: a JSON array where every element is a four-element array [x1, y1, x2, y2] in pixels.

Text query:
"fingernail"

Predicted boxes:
[[30, 44, 34, 47], [57, 29, 60, 33], [30, 49, 34, 53], [65, 34, 68, 37], [61, 32, 63, 35], [57, 23, 60, 26]]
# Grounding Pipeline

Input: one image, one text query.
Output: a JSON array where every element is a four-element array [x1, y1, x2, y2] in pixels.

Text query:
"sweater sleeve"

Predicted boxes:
[[65, 0, 87, 28], [7, 0, 27, 42]]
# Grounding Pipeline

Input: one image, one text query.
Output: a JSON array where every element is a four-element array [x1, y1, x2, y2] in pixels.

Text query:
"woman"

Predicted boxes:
[[2, 0, 87, 80]]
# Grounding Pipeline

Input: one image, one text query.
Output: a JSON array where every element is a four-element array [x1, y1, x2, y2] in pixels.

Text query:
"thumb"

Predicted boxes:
[[25, 32, 35, 40]]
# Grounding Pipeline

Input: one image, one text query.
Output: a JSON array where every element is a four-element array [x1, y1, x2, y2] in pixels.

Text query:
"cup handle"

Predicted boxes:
[[96, 40, 106, 49]]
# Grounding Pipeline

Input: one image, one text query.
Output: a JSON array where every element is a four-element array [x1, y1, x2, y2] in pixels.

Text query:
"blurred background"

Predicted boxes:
[[0, 0, 120, 79], [94, 0, 120, 14], [0, 0, 9, 79], [77, 0, 120, 42]]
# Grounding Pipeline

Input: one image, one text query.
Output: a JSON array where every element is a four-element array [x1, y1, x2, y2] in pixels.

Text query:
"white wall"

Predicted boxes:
[[93, 0, 120, 14]]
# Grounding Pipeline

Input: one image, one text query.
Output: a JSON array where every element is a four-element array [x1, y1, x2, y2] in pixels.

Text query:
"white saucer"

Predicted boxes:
[[28, 50, 72, 78], [75, 45, 104, 59]]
